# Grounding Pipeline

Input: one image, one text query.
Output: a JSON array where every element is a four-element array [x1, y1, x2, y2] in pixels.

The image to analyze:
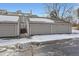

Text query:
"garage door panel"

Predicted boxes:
[[30, 23, 51, 35], [51, 23, 72, 33], [0, 24, 18, 37]]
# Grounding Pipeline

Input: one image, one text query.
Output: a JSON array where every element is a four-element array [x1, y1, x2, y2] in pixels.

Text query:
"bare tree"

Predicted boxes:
[[44, 3, 73, 22]]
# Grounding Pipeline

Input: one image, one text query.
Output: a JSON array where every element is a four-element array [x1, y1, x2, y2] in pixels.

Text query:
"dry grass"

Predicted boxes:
[[72, 24, 79, 30]]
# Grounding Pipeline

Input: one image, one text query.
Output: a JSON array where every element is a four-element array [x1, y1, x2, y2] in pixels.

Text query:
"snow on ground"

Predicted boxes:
[[0, 29, 79, 46], [72, 29, 79, 34], [0, 38, 30, 46], [31, 34, 79, 42]]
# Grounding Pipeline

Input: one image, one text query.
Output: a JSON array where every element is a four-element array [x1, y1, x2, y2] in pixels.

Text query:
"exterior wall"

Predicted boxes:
[[29, 22, 72, 35], [0, 23, 19, 37]]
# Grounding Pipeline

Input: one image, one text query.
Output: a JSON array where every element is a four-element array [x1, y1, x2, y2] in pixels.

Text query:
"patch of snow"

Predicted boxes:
[[0, 29, 79, 46], [0, 38, 31, 46], [31, 34, 79, 42], [29, 18, 55, 23], [0, 15, 19, 22], [72, 29, 79, 34], [0, 48, 7, 52]]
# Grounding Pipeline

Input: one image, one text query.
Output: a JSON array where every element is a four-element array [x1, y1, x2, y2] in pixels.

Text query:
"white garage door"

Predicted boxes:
[[29, 23, 72, 35], [51, 23, 72, 34], [29, 23, 51, 35], [0, 23, 18, 37]]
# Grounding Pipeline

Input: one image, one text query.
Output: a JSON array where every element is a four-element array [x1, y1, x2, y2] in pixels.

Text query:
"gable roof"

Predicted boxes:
[[0, 15, 19, 23], [29, 18, 55, 23]]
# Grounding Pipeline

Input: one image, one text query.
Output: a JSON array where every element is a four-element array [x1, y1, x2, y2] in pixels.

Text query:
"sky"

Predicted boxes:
[[0, 3, 45, 16], [0, 3, 79, 17]]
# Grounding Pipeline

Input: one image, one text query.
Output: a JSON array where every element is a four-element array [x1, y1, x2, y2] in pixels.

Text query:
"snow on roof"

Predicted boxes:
[[0, 15, 19, 22], [29, 18, 55, 23]]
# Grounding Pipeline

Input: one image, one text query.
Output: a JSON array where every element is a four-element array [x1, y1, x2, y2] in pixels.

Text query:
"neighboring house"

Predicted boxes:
[[0, 10, 72, 37]]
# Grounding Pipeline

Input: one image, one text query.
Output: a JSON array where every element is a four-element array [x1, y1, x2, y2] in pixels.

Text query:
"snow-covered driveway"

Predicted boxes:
[[0, 29, 79, 46], [31, 34, 79, 42]]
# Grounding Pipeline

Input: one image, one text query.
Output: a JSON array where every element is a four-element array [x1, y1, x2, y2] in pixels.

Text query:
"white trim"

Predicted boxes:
[[26, 17, 30, 36]]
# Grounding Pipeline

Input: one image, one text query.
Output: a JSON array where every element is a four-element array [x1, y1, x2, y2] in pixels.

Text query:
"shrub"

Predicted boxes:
[[77, 25, 79, 30]]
